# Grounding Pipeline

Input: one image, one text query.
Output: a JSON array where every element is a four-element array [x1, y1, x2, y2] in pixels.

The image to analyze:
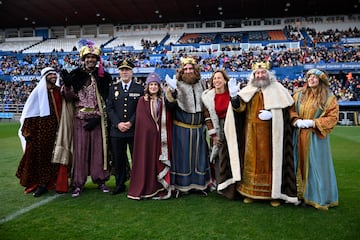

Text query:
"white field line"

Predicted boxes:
[[0, 194, 63, 224]]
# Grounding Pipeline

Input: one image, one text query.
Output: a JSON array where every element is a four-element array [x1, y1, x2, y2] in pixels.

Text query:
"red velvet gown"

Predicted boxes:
[[127, 96, 170, 200]]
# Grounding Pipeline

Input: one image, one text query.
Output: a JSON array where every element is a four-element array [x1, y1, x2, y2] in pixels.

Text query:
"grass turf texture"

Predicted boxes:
[[0, 122, 359, 239]]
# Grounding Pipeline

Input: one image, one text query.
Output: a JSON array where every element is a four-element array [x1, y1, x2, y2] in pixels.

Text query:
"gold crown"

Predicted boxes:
[[79, 45, 101, 59], [251, 61, 270, 70], [180, 57, 196, 66]]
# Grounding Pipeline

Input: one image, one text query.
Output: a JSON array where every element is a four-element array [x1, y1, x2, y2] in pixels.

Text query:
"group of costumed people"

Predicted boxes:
[[16, 41, 339, 210]]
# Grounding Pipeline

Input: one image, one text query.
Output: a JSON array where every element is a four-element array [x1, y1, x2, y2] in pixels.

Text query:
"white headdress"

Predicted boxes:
[[18, 67, 59, 151]]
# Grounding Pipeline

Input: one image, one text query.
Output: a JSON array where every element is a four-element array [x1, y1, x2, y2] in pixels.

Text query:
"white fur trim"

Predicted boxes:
[[270, 109, 283, 199], [177, 81, 203, 113], [208, 129, 217, 136], [217, 178, 236, 191], [281, 194, 300, 204], [224, 104, 241, 182], [165, 88, 176, 103], [239, 82, 293, 108], [201, 89, 220, 136]]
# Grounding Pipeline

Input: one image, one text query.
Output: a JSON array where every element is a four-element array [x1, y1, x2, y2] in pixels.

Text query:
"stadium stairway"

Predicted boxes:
[[268, 30, 287, 41]]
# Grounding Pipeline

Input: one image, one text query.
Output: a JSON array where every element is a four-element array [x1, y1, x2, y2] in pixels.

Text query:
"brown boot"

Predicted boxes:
[[270, 200, 281, 207], [243, 197, 254, 204]]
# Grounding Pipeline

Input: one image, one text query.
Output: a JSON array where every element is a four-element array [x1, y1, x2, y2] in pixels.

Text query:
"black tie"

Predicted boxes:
[[124, 84, 128, 91]]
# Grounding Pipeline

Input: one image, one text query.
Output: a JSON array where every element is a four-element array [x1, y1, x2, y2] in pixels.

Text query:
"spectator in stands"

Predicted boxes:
[[201, 69, 238, 199], [165, 57, 210, 197], [2, 36, 360, 104], [61, 40, 112, 197], [16, 67, 68, 197], [127, 72, 171, 200], [224, 63, 298, 207], [290, 69, 339, 210], [107, 59, 144, 195]]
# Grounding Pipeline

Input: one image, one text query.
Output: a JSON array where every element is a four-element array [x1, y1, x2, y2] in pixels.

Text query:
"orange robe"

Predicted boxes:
[[224, 81, 298, 203], [236, 92, 273, 199]]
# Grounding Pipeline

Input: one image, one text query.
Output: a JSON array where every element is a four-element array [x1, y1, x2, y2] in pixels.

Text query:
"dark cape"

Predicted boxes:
[[67, 67, 111, 100], [127, 97, 170, 199]]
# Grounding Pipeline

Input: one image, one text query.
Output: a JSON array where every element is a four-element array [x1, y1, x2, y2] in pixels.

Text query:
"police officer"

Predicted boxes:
[[107, 59, 144, 195]]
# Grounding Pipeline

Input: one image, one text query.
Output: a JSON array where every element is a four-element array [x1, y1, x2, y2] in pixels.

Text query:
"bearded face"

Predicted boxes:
[[182, 72, 199, 84], [180, 63, 200, 85], [45, 73, 58, 87], [84, 54, 98, 71], [251, 69, 271, 88]]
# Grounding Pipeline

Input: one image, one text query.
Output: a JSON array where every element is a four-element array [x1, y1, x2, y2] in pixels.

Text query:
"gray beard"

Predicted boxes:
[[252, 79, 270, 88]]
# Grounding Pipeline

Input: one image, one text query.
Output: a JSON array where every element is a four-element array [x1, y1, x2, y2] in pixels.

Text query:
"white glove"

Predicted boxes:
[[228, 78, 240, 97], [258, 110, 272, 121], [303, 119, 314, 128], [165, 74, 177, 90], [294, 119, 307, 128]]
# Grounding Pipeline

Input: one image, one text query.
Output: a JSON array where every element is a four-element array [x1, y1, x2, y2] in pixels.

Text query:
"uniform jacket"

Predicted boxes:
[[107, 78, 144, 138]]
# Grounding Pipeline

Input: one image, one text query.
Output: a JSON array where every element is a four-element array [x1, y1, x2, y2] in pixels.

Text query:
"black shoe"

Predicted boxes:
[[33, 186, 48, 197], [190, 189, 208, 197], [112, 185, 126, 195]]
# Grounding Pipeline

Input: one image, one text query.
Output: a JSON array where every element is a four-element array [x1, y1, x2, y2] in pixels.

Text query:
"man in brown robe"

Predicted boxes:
[[224, 63, 299, 206], [17, 67, 66, 197]]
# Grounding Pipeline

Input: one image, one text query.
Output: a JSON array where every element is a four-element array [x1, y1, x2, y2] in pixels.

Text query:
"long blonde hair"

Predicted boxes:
[[299, 81, 329, 110]]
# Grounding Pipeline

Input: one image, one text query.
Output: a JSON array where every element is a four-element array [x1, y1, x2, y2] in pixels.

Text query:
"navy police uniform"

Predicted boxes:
[[107, 78, 144, 137], [106, 59, 144, 194]]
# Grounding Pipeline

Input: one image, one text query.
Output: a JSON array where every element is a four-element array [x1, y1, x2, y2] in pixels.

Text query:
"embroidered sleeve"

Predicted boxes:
[[314, 95, 339, 138], [204, 107, 216, 136]]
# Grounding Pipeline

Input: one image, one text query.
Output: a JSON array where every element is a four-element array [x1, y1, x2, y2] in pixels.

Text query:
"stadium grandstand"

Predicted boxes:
[[0, 0, 359, 125]]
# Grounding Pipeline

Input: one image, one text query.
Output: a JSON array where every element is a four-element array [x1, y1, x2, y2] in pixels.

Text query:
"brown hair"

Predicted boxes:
[[144, 82, 163, 100], [209, 69, 230, 89]]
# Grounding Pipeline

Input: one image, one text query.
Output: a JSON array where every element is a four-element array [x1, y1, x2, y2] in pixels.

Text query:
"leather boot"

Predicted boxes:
[[112, 175, 125, 195], [33, 185, 48, 197], [112, 185, 126, 195]]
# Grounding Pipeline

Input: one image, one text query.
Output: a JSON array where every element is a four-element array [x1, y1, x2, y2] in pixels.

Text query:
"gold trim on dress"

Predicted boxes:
[[173, 119, 202, 129], [79, 107, 96, 113]]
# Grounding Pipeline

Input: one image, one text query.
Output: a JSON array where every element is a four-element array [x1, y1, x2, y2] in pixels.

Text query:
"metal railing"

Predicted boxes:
[[0, 104, 23, 121], [0, 103, 24, 113]]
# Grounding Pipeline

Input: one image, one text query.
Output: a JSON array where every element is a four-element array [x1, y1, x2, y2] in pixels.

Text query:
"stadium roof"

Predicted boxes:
[[0, 0, 358, 29]]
